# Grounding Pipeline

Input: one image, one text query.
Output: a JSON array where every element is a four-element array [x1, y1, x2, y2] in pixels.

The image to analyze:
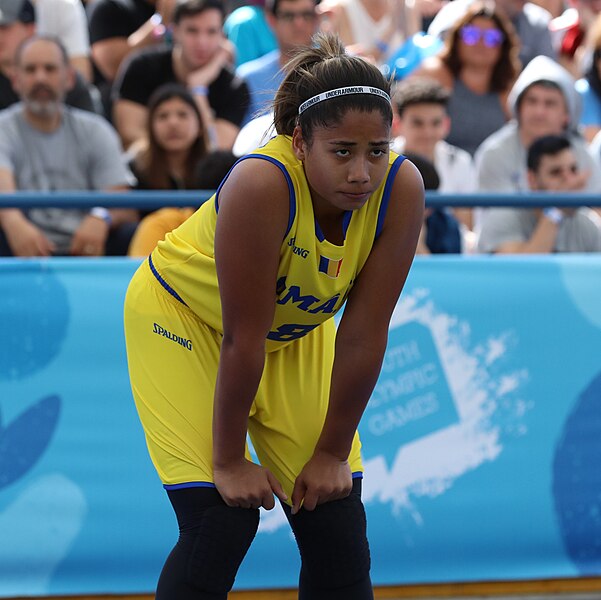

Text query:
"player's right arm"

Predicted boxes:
[[212, 157, 290, 510]]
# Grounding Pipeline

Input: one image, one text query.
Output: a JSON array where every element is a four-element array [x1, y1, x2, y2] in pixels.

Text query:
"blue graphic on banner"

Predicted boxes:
[[0, 263, 69, 380], [553, 370, 601, 575], [0, 395, 60, 490], [1, 256, 601, 596]]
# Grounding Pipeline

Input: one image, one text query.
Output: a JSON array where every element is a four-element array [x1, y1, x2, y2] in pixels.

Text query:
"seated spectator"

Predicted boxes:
[[88, 0, 175, 117], [237, 0, 319, 125], [318, 0, 419, 63], [391, 77, 477, 234], [0, 36, 137, 257], [550, 0, 601, 77], [128, 149, 237, 256], [428, 0, 555, 68], [478, 134, 601, 253], [33, 0, 92, 82], [224, 0, 277, 67], [412, 0, 521, 156], [0, 0, 95, 111], [129, 84, 209, 195], [475, 55, 601, 193], [576, 13, 601, 141], [404, 152, 463, 255], [112, 0, 248, 151]]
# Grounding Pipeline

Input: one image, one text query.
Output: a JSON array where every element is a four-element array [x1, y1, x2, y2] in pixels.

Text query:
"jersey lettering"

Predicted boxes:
[[308, 294, 340, 314], [277, 285, 320, 311], [267, 323, 318, 341]]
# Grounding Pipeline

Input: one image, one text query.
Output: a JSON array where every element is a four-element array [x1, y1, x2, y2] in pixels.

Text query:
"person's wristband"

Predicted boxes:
[[191, 85, 209, 97], [90, 207, 112, 227], [543, 207, 564, 225], [150, 13, 166, 40]]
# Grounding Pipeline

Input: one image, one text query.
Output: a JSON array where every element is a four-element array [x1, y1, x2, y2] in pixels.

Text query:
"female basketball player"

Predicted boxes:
[[124, 32, 424, 600]]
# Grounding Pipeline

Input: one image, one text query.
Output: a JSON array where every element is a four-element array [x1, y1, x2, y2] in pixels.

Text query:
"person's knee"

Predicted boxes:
[[184, 504, 260, 594], [290, 491, 371, 589]]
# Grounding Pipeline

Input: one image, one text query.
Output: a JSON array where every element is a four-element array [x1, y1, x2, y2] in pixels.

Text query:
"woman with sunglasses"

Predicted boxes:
[[411, 0, 521, 156]]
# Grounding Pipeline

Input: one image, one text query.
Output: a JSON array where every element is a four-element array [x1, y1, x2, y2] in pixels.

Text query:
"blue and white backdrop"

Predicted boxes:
[[1, 255, 600, 596]]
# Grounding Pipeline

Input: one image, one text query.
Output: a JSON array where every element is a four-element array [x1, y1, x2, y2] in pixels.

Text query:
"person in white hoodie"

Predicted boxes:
[[474, 54, 601, 194]]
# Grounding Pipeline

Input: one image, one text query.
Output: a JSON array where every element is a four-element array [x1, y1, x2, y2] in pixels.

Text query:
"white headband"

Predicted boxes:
[[298, 85, 391, 115]]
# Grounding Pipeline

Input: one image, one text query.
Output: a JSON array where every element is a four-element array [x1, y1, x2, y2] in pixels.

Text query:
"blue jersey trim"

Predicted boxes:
[[148, 255, 188, 307], [352, 472, 364, 479], [375, 155, 406, 239], [216, 153, 296, 239], [214, 159, 241, 213], [163, 481, 217, 490]]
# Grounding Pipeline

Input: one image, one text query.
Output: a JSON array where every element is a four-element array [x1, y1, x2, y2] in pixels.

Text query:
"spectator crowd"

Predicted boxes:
[[0, 0, 600, 256]]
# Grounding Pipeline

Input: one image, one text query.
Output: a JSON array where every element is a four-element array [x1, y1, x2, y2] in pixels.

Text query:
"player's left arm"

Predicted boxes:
[[291, 159, 424, 513]]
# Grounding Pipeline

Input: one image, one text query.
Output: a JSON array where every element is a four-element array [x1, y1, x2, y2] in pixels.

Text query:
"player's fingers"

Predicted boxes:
[[266, 470, 288, 504], [301, 488, 319, 512], [291, 480, 306, 515], [261, 490, 275, 511]]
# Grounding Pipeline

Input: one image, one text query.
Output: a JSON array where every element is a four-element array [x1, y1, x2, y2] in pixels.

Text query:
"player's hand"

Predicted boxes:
[[291, 449, 352, 515], [70, 215, 110, 256], [187, 38, 235, 88], [3, 211, 55, 256], [213, 458, 287, 510]]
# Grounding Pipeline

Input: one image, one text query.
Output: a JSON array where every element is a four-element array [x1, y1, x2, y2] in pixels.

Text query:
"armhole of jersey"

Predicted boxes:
[[375, 154, 406, 239], [214, 153, 296, 239]]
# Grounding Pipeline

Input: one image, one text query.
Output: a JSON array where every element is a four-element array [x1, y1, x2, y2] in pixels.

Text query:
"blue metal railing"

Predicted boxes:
[[0, 190, 600, 209]]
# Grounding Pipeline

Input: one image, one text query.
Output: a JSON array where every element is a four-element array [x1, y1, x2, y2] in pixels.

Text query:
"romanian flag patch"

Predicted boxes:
[[318, 255, 343, 278]]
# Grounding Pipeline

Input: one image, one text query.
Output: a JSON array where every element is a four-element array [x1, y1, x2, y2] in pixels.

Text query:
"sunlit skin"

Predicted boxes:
[[518, 84, 570, 146], [172, 9, 224, 70], [292, 109, 391, 234], [152, 97, 201, 154], [397, 103, 450, 160], [457, 16, 503, 69]]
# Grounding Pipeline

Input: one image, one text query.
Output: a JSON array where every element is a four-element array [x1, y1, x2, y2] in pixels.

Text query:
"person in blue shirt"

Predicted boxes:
[[237, 0, 319, 125], [224, 0, 277, 67]]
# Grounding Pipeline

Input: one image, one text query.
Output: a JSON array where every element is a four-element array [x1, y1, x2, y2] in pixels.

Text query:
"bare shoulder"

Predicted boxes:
[[385, 158, 425, 225], [216, 156, 291, 235]]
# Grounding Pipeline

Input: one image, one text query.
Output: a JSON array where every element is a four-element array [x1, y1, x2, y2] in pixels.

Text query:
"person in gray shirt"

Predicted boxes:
[[0, 35, 138, 256], [478, 134, 601, 253], [475, 55, 601, 194]]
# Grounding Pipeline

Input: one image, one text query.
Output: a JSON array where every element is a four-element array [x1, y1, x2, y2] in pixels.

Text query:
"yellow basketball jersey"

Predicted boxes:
[[151, 135, 405, 352]]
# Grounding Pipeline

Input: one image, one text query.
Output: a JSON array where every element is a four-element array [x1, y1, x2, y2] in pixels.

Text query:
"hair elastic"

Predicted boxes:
[[298, 86, 391, 115]]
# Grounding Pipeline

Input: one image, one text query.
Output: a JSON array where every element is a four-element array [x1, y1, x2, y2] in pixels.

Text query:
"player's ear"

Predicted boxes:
[[292, 125, 306, 161]]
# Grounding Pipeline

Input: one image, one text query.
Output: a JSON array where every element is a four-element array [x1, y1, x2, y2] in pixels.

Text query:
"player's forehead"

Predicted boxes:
[[311, 108, 390, 143]]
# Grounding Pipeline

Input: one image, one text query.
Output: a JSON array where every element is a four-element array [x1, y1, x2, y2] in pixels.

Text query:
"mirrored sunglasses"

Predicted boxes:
[[459, 25, 504, 48]]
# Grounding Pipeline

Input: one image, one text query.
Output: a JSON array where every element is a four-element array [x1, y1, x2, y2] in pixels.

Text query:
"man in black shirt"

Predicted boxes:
[[88, 0, 176, 118], [112, 0, 249, 150], [0, 0, 94, 112]]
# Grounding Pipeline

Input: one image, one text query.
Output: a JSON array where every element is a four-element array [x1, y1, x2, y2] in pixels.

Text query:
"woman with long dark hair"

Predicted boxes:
[[411, 0, 521, 156], [130, 83, 209, 192]]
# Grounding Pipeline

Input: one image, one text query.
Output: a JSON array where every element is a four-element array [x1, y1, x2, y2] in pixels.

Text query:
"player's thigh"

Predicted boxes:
[[248, 320, 363, 498], [124, 262, 221, 485]]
